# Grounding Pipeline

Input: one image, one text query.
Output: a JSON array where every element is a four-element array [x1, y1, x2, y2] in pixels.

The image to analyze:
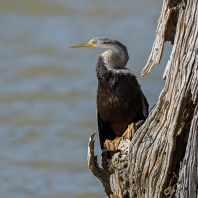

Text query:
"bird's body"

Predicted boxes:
[[69, 37, 149, 150]]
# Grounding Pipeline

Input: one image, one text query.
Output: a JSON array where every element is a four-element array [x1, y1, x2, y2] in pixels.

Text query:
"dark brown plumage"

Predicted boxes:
[[96, 55, 148, 149]]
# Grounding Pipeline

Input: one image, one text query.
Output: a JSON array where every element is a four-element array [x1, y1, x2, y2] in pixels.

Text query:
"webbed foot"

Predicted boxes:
[[104, 137, 121, 151]]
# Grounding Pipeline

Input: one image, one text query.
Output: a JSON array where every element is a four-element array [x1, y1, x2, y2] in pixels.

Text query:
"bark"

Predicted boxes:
[[88, 0, 198, 197]]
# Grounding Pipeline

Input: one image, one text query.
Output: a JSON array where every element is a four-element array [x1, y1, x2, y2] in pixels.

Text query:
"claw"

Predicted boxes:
[[135, 120, 144, 128], [122, 123, 136, 140], [104, 137, 121, 151], [104, 121, 144, 151]]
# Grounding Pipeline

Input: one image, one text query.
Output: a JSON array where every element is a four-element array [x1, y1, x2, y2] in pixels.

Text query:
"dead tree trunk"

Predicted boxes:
[[88, 0, 198, 197]]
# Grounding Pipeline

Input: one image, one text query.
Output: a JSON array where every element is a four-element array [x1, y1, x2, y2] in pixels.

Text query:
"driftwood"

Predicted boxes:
[[88, 0, 198, 197]]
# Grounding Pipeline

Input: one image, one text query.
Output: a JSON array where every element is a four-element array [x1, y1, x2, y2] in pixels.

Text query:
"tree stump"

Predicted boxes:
[[88, 0, 198, 197]]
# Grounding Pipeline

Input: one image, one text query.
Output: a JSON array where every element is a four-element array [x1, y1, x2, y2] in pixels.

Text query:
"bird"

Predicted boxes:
[[69, 37, 149, 150]]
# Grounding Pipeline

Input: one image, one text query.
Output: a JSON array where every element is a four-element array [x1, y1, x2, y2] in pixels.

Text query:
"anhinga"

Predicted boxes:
[[69, 37, 149, 150]]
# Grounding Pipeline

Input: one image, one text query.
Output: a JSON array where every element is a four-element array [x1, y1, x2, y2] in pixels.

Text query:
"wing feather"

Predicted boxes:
[[97, 111, 115, 149]]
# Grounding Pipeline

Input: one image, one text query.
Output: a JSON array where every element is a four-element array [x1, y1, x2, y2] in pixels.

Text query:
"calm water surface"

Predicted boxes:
[[0, 0, 171, 197]]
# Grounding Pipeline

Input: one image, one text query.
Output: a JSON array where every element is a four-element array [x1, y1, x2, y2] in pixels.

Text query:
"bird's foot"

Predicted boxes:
[[122, 123, 136, 140], [104, 120, 145, 151], [122, 120, 144, 140], [104, 137, 121, 151]]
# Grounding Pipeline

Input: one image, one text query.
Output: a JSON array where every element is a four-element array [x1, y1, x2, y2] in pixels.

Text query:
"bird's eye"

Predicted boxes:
[[90, 40, 96, 45]]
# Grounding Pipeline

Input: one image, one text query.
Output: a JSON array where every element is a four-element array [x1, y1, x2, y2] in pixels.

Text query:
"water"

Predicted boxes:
[[0, 0, 171, 197]]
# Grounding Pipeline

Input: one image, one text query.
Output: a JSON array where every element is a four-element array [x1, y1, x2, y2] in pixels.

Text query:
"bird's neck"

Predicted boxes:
[[101, 46, 129, 70]]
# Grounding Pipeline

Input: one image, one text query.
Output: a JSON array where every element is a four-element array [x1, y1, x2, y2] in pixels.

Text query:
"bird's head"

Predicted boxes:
[[68, 37, 123, 49], [68, 37, 129, 69]]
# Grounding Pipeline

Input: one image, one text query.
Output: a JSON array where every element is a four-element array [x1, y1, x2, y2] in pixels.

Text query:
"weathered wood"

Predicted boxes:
[[176, 106, 198, 198], [88, 0, 198, 197], [141, 0, 184, 76], [87, 132, 113, 197]]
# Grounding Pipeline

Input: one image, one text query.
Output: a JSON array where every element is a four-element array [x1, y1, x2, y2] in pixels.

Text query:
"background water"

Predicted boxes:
[[0, 0, 171, 197]]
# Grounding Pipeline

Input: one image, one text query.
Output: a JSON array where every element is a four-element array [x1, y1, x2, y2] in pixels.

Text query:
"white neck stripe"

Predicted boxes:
[[106, 65, 132, 74]]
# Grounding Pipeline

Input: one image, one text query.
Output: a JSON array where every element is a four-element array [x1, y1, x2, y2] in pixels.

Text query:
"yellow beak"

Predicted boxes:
[[68, 43, 94, 48]]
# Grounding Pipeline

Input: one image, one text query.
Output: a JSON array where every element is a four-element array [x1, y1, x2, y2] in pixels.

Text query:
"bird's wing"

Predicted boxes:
[[97, 111, 116, 149], [137, 83, 149, 119], [142, 93, 149, 118]]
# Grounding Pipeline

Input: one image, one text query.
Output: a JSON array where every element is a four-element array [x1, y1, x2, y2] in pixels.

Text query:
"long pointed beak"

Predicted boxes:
[[68, 43, 94, 48]]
